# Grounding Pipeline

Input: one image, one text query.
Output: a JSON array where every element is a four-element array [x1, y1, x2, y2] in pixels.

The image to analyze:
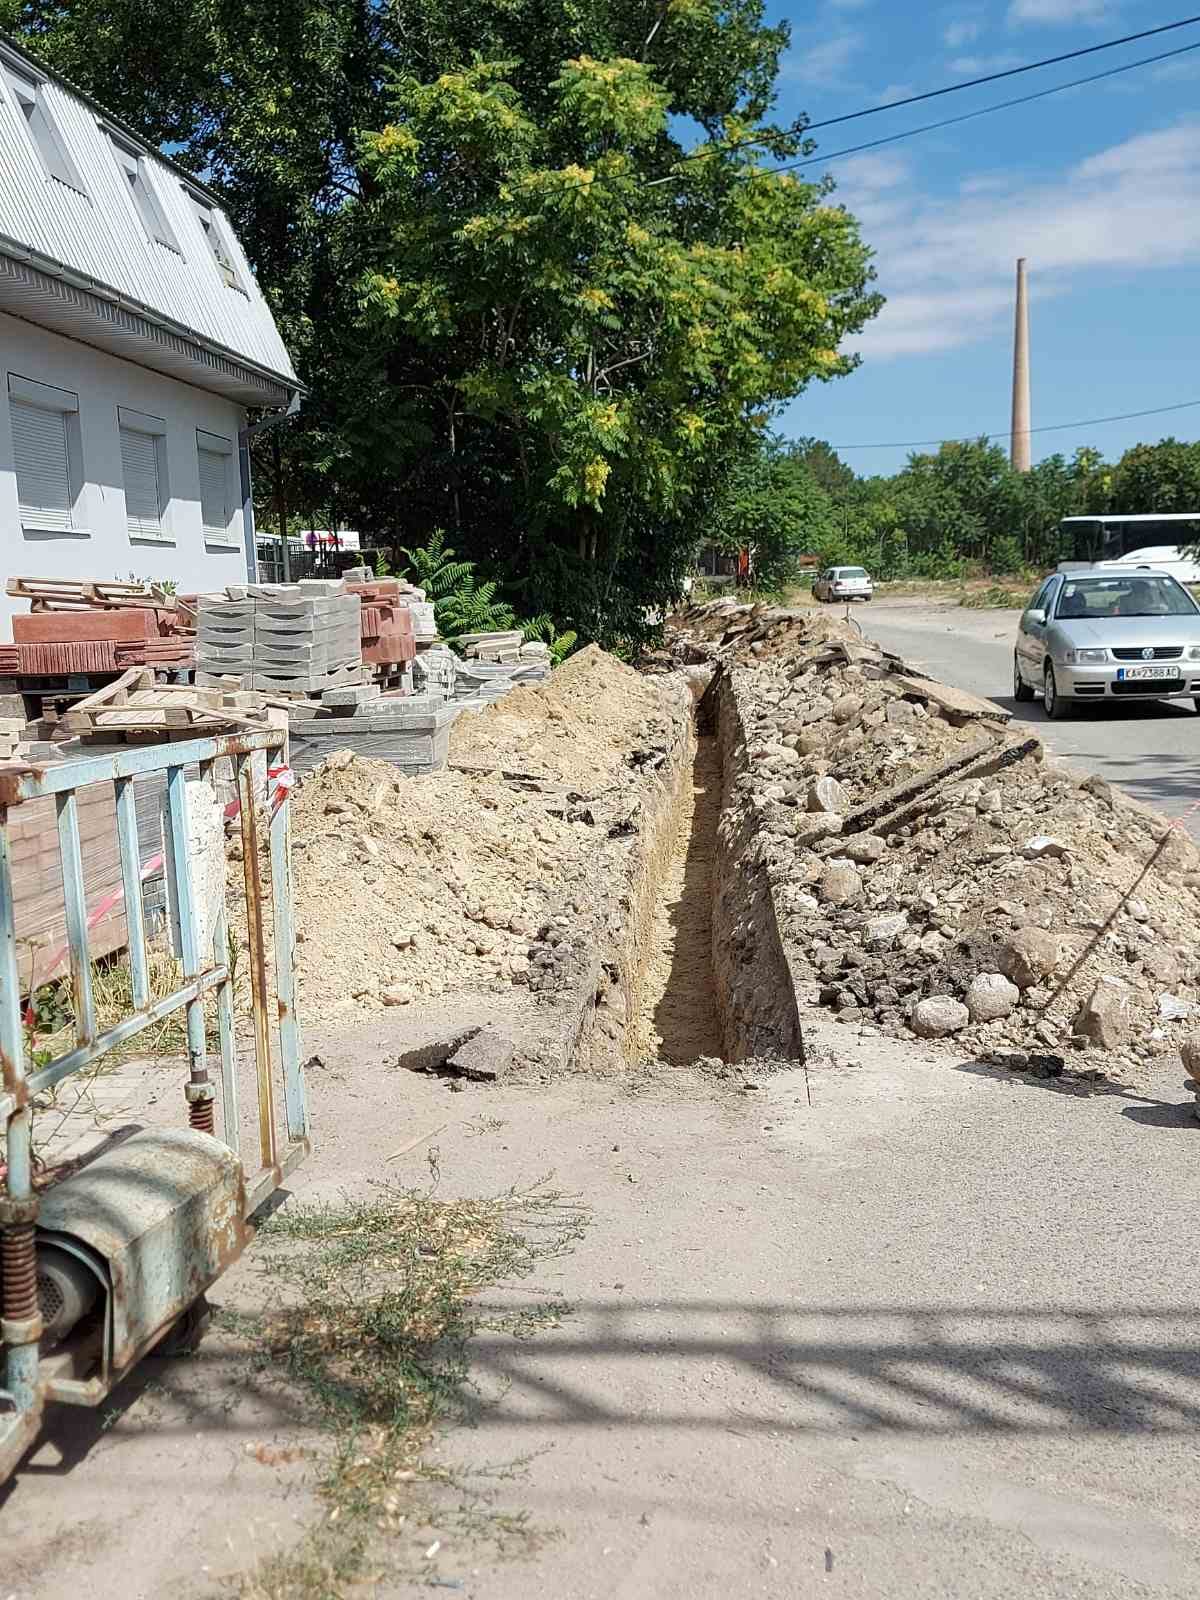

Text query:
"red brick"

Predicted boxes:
[[14, 610, 157, 643]]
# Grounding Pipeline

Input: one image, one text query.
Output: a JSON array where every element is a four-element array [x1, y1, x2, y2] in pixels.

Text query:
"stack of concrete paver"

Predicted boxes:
[[460, 629, 524, 663], [287, 682, 460, 776], [196, 584, 362, 694]]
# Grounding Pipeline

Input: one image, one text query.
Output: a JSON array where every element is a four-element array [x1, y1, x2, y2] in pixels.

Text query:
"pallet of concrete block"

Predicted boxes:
[[288, 693, 461, 776]]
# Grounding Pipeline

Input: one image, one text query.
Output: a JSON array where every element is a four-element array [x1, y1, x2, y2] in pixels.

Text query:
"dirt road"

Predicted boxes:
[[860, 600, 1200, 835]]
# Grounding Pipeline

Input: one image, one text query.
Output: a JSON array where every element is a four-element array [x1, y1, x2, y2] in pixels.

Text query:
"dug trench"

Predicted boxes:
[[287, 649, 809, 1090]]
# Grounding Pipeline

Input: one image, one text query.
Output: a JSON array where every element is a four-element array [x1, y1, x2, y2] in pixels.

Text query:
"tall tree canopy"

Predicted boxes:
[[4, 0, 881, 643]]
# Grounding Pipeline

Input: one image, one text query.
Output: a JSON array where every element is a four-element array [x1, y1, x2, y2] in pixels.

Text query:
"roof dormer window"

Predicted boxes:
[[187, 192, 246, 294], [1, 61, 87, 196], [108, 130, 180, 253]]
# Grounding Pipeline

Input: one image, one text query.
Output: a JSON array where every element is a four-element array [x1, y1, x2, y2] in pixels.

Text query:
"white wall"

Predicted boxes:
[[0, 311, 248, 640]]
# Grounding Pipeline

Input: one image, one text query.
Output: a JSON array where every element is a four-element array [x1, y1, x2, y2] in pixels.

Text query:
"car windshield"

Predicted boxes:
[[1055, 575, 1199, 620]]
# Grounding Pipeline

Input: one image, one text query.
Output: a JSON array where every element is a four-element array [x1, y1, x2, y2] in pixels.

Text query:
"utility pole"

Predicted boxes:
[[1010, 257, 1032, 474]]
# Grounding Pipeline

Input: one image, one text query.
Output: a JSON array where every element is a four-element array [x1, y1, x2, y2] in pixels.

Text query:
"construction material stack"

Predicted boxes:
[[3, 578, 197, 723], [196, 582, 363, 694], [288, 685, 459, 777], [345, 579, 417, 690]]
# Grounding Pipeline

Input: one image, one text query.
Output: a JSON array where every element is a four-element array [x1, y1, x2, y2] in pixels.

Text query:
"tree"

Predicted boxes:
[[1108, 438, 1200, 514], [705, 435, 835, 591], [785, 437, 856, 499], [349, 54, 879, 641]]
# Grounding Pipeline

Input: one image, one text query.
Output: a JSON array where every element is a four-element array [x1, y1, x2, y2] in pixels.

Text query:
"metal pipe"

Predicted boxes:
[[237, 756, 277, 1170]]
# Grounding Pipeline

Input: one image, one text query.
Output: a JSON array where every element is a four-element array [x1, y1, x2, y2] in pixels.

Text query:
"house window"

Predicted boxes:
[[197, 430, 236, 545], [7, 374, 83, 533], [118, 407, 170, 541], [1, 62, 87, 195], [187, 193, 244, 292], [108, 131, 179, 252]]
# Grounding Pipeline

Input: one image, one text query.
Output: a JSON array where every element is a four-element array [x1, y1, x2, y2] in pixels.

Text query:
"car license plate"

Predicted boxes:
[[1117, 666, 1176, 681]]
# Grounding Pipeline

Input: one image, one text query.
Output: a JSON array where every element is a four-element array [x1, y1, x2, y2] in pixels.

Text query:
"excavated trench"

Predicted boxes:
[[615, 673, 804, 1069], [628, 731, 724, 1064]]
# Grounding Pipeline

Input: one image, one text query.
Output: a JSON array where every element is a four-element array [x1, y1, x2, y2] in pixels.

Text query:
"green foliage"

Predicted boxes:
[[397, 530, 516, 647], [521, 614, 579, 665]]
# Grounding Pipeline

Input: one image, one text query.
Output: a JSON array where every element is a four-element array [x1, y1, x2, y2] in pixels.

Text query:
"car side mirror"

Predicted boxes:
[[1026, 608, 1046, 624]]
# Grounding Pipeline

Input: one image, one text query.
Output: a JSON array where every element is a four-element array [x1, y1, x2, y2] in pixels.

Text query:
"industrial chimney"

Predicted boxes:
[[1010, 258, 1031, 473]]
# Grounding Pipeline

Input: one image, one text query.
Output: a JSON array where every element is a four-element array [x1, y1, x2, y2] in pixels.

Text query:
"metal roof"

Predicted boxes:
[[0, 30, 299, 405]]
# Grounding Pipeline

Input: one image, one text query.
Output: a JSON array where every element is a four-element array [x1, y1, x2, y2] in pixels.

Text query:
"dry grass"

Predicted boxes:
[[227, 1176, 588, 1598]]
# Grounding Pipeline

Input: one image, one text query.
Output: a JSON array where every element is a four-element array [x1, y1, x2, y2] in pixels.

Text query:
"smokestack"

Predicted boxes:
[[1011, 258, 1031, 474]]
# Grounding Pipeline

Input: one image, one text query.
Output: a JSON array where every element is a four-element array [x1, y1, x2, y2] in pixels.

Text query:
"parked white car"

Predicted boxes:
[[1013, 564, 1200, 719], [814, 565, 873, 603]]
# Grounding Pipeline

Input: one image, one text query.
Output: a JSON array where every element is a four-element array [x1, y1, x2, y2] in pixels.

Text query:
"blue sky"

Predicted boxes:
[[770, 1, 1200, 474]]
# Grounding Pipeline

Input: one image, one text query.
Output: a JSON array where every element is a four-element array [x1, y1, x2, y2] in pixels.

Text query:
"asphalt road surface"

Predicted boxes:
[[858, 600, 1200, 837]]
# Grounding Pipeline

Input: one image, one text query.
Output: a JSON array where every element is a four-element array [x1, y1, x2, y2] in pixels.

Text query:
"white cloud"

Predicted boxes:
[[875, 82, 918, 105], [949, 51, 1023, 73], [827, 119, 1200, 359], [1007, 0, 1109, 23], [944, 18, 983, 47], [781, 30, 864, 85]]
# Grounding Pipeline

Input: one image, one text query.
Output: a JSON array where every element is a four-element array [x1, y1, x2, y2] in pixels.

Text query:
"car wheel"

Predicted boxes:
[[1043, 663, 1072, 720], [1013, 652, 1034, 702]]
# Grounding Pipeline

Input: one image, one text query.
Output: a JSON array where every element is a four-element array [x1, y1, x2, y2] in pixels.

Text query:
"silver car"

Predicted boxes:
[[1014, 565, 1200, 719], [814, 565, 873, 603]]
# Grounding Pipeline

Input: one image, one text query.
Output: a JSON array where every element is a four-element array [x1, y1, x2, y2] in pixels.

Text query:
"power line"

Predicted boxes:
[[735, 37, 1200, 187], [828, 400, 1200, 453], [685, 11, 1200, 169]]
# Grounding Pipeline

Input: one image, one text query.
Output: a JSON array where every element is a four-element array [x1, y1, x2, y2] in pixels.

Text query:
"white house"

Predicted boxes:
[[0, 31, 301, 639]]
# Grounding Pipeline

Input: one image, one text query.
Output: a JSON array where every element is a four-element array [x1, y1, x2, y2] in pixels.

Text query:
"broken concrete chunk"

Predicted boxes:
[[965, 972, 1020, 1023], [1126, 897, 1151, 923], [995, 927, 1060, 990], [885, 698, 917, 726], [1074, 975, 1134, 1049], [1022, 835, 1068, 861], [381, 984, 414, 1006], [807, 775, 848, 814], [864, 911, 909, 946], [911, 996, 969, 1038], [832, 693, 863, 725], [446, 1025, 516, 1081], [1181, 1033, 1200, 1083], [818, 860, 863, 906], [841, 832, 886, 865]]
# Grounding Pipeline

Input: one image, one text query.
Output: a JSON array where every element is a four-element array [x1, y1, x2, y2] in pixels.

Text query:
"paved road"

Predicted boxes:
[[857, 600, 1200, 836]]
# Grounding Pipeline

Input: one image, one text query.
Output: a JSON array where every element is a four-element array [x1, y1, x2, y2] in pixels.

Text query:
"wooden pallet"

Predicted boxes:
[[6, 576, 186, 613], [61, 666, 285, 742]]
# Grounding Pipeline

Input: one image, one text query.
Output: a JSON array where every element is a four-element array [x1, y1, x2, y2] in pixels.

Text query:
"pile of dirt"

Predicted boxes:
[[284, 646, 688, 1019], [714, 636, 1200, 1081], [450, 644, 677, 785]]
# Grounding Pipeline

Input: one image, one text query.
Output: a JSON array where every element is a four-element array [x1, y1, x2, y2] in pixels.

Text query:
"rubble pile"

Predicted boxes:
[[655, 595, 854, 669], [716, 631, 1200, 1082]]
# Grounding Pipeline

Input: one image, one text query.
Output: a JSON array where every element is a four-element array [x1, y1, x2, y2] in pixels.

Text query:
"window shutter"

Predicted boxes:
[[198, 447, 229, 538], [10, 398, 73, 530], [120, 425, 162, 538]]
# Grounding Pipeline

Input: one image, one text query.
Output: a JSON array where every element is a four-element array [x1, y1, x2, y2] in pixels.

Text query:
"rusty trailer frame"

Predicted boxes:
[[0, 727, 308, 1478]]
